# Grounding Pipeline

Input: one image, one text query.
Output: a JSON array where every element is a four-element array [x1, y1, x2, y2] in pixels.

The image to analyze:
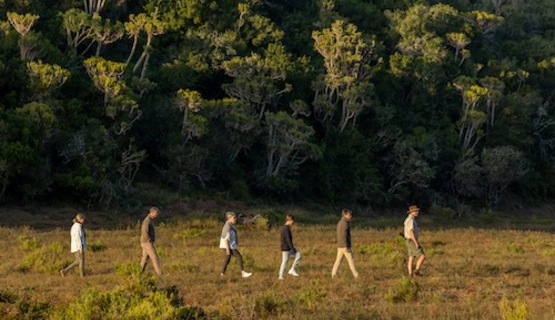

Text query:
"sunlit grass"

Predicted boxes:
[[0, 216, 554, 319]]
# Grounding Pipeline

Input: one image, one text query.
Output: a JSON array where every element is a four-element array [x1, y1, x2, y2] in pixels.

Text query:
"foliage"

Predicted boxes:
[[0, 0, 554, 209], [499, 296, 529, 320], [385, 276, 419, 303]]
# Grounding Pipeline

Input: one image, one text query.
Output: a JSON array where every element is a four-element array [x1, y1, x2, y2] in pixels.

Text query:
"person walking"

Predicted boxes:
[[60, 213, 87, 277], [404, 205, 425, 278], [140, 207, 162, 276], [220, 212, 252, 278], [331, 208, 359, 279], [279, 214, 302, 280]]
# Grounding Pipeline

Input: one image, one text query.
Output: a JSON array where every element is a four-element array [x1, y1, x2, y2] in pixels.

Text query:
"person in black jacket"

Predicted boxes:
[[278, 214, 302, 280], [331, 208, 359, 279]]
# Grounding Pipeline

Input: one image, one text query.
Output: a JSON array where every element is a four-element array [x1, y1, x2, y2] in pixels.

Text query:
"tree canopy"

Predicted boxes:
[[1, 0, 554, 211]]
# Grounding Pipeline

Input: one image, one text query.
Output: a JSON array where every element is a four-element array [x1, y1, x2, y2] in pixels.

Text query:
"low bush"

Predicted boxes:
[[499, 296, 528, 320], [22, 241, 66, 273], [385, 277, 419, 303]]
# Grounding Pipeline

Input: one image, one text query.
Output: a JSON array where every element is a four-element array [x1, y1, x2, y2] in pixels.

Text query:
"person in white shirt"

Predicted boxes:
[[404, 205, 425, 278], [60, 213, 87, 277], [219, 212, 252, 278]]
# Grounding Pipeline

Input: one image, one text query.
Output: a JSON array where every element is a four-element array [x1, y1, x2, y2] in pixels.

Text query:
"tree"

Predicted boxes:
[[312, 19, 381, 132], [176, 89, 208, 143], [6, 12, 40, 60], [222, 43, 294, 120], [264, 111, 321, 177], [482, 146, 528, 207], [83, 56, 126, 104], [26, 60, 70, 101]]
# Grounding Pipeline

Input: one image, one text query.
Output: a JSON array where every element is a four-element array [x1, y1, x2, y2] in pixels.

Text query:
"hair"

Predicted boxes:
[[285, 214, 295, 222], [341, 208, 352, 216], [225, 212, 237, 220], [73, 213, 85, 223], [150, 206, 160, 214]]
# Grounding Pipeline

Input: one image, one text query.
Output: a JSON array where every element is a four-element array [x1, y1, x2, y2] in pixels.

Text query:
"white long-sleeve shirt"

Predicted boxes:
[[70, 222, 86, 253]]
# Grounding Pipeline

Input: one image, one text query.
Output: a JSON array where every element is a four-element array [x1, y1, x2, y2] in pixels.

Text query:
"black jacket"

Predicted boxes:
[[280, 224, 296, 252]]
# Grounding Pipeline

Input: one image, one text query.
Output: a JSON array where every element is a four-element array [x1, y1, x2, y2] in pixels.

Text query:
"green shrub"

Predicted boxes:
[[52, 277, 202, 320], [385, 277, 419, 303], [499, 296, 528, 320], [88, 240, 106, 252], [173, 228, 206, 239], [18, 236, 39, 251], [253, 291, 286, 318], [356, 242, 404, 267], [293, 280, 326, 309], [22, 241, 65, 273], [175, 305, 207, 320]]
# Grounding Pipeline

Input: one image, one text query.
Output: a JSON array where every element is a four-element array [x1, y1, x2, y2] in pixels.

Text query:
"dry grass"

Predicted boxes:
[[0, 209, 554, 319]]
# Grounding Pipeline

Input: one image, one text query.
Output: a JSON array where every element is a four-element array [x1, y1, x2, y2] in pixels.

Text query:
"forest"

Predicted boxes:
[[1, 0, 555, 211]]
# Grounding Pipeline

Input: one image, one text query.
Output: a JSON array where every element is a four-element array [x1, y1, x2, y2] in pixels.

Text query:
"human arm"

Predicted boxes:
[[408, 228, 420, 248]]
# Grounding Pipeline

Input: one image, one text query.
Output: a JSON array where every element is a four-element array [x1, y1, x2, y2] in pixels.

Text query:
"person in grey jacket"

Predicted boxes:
[[140, 207, 162, 275], [60, 213, 87, 277], [331, 208, 359, 279], [220, 212, 252, 278]]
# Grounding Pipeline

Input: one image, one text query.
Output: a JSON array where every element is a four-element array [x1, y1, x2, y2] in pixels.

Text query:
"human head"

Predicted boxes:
[[285, 214, 295, 225], [342, 208, 353, 221], [407, 205, 420, 217], [225, 211, 237, 224], [73, 213, 86, 224], [149, 206, 160, 218]]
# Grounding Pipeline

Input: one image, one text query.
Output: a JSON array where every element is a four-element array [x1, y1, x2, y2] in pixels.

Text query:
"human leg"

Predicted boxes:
[[221, 250, 232, 275], [61, 251, 81, 275], [407, 256, 414, 276], [414, 254, 425, 275], [141, 242, 162, 275], [140, 243, 150, 273], [279, 251, 290, 279], [78, 251, 85, 277], [331, 248, 344, 278], [343, 250, 359, 278], [289, 250, 302, 273], [231, 249, 244, 271]]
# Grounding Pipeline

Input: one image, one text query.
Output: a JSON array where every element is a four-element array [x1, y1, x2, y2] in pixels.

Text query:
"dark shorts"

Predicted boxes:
[[406, 240, 424, 257]]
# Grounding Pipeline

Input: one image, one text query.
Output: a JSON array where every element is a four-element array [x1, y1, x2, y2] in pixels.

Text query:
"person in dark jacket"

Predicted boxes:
[[278, 214, 302, 280], [140, 207, 162, 275], [331, 208, 359, 279]]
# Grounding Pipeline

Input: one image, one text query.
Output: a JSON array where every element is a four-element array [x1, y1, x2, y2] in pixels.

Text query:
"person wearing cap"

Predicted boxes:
[[220, 212, 252, 278], [278, 214, 302, 280], [404, 205, 425, 277], [140, 206, 162, 276], [60, 213, 87, 277], [331, 208, 359, 279]]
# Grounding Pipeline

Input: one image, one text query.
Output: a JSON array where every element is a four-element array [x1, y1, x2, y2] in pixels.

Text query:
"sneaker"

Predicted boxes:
[[241, 271, 252, 278], [288, 270, 299, 277]]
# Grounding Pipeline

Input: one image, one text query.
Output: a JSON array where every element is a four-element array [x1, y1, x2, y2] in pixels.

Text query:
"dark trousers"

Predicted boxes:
[[221, 249, 243, 274]]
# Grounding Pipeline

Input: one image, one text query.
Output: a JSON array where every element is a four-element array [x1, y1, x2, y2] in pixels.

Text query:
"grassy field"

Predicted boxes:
[[0, 205, 554, 319]]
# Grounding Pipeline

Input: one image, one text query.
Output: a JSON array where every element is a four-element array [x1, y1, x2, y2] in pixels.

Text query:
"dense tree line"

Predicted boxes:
[[1, 0, 554, 211]]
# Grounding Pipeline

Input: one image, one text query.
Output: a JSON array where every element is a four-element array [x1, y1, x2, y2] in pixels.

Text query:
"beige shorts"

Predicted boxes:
[[406, 239, 424, 257]]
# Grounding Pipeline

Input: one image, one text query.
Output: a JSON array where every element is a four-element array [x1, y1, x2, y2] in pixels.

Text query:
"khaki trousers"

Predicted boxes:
[[331, 248, 359, 278], [140, 242, 162, 275], [62, 251, 85, 277]]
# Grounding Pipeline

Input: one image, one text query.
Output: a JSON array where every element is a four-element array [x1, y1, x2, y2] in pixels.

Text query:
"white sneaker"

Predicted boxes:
[[288, 270, 299, 277], [242, 271, 252, 278]]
